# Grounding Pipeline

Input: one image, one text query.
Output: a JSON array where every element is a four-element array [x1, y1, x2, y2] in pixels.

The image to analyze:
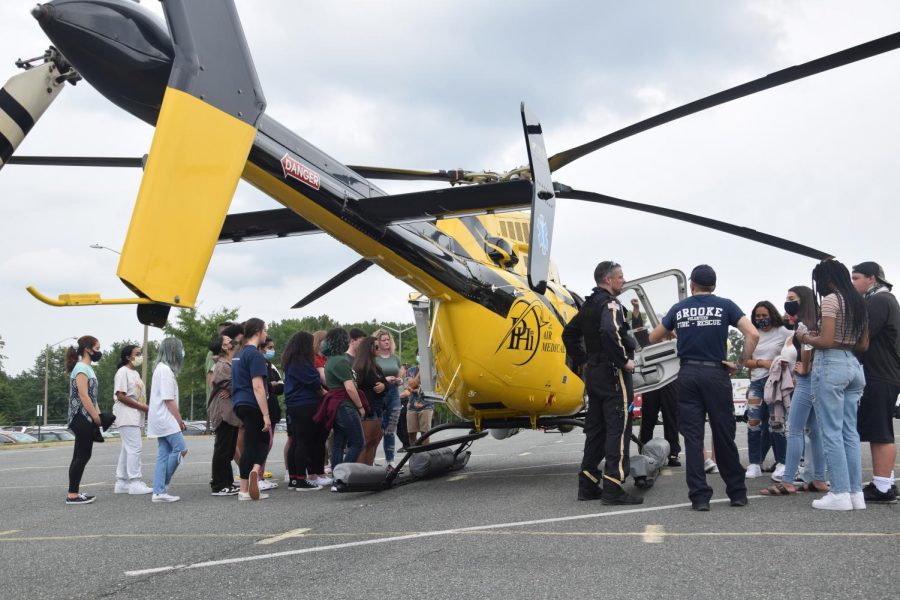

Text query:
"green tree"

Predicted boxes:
[[0, 334, 6, 371], [163, 306, 239, 421], [727, 328, 749, 378]]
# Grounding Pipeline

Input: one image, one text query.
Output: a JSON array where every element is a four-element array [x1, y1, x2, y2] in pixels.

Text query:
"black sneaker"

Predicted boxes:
[[211, 486, 239, 496], [291, 478, 322, 491], [863, 482, 898, 504], [65, 493, 95, 505], [667, 455, 682, 467], [692, 501, 710, 512], [730, 497, 749, 507], [892, 484, 899, 498]]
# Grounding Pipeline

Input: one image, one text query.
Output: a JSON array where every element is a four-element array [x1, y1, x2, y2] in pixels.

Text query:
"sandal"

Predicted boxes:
[[759, 483, 795, 496], [797, 482, 829, 493]]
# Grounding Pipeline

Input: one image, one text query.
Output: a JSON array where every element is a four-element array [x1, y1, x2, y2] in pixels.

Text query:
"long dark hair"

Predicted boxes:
[[281, 331, 315, 371], [788, 285, 818, 331], [750, 301, 784, 329], [811, 259, 867, 341], [65, 335, 98, 373], [353, 336, 378, 379], [117, 344, 139, 369]]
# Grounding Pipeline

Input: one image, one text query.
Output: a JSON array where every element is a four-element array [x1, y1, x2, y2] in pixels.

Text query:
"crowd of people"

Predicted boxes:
[[63, 322, 427, 504], [565, 258, 898, 511], [61, 257, 898, 511]]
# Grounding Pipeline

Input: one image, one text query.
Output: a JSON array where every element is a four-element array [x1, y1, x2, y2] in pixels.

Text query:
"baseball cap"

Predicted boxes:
[[852, 261, 892, 290], [690, 264, 716, 287]]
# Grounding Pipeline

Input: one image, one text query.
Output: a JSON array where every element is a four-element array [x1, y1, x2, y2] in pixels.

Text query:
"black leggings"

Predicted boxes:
[[210, 422, 239, 491], [235, 405, 270, 480], [68, 413, 95, 493], [286, 405, 327, 478]]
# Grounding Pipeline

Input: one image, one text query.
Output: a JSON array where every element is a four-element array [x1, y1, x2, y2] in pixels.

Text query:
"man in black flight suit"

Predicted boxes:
[[563, 260, 642, 505]]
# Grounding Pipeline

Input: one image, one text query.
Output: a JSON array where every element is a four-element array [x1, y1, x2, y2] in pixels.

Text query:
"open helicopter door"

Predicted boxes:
[[622, 269, 687, 393], [409, 293, 440, 402], [520, 103, 555, 295]]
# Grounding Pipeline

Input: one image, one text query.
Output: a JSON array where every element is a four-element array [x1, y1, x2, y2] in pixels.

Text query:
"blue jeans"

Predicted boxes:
[[331, 402, 365, 468], [747, 378, 786, 465], [381, 385, 401, 463], [782, 374, 826, 482], [812, 349, 865, 494], [153, 431, 186, 495]]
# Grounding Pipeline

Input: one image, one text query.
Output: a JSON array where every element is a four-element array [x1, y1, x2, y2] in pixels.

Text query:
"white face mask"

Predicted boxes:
[[132, 356, 143, 367]]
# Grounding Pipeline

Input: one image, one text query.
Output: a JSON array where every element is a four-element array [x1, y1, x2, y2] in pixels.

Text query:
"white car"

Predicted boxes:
[[732, 378, 750, 421]]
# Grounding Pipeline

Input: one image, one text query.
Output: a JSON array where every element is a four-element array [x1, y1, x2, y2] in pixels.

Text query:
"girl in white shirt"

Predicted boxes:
[[113, 345, 151, 495]]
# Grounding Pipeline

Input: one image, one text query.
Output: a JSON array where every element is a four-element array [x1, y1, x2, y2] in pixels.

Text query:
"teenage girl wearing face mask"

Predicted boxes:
[[64, 335, 104, 505], [760, 286, 828, 495], [743, 301, 792, 481], [112, 345, 152, 495]]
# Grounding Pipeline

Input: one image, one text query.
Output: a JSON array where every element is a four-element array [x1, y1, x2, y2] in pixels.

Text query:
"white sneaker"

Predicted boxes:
[[238, 491, 268, 501], [258, 479, 278, 491], [771, 463, 785, 482], [151, 493, 180, 503], [128, 481, 153, 495], [850, 491, 866, 510], [704, 459, 719, 474], [114, 480, 130, 494], [311, 475, 333, 487], [812, 492, 852, 511], [745, 464, 762, 479]]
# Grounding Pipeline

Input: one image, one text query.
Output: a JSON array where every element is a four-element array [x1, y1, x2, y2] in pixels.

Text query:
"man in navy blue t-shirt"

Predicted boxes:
[[649, 264, 758, 511]]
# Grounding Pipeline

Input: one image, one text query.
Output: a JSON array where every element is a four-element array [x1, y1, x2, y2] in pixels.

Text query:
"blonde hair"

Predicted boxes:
[[372, 328, 396, 355], [313, 330, 326, 356]]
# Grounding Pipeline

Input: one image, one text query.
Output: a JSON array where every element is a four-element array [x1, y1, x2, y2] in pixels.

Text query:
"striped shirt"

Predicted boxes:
[[820, 293, 858, 346]]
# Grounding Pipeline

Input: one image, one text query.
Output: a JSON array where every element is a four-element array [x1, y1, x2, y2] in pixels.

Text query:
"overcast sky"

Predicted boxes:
[[1, 1, 899, 375]]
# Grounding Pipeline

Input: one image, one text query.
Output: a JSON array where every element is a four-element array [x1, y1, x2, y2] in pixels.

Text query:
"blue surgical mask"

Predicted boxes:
[[179, 348, 185, 360], [264, 350, 275, 360]]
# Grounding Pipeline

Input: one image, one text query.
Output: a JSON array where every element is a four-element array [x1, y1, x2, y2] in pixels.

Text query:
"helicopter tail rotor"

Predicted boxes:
[[0, 48, 76, 170]]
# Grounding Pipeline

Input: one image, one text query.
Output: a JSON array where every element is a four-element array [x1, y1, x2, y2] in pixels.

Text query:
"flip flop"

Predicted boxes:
[[759, 483, 794, 496], [797, 482, 829, 493]]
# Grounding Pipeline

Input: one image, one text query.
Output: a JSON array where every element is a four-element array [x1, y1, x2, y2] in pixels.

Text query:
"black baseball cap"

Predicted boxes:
[[690, 264, 716, 287], [852, 261, 892, 290]]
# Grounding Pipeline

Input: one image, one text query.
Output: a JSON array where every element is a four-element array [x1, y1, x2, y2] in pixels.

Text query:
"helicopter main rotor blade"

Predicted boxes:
[[291, 258, 373, 309], [548, 31, 900, 173], [347, 165, 470, 183], [557, 188, 832, 260], [6, 155, 144, 168]]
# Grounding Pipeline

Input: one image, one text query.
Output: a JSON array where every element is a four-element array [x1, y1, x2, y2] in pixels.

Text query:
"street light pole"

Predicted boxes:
[[44, 336, 76, 425], [90, 243, 149, 382], [377, 323, 416, 357]]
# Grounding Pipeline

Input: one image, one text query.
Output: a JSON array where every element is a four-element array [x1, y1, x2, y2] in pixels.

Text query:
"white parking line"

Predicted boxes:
[[124, 497, 754, 577]]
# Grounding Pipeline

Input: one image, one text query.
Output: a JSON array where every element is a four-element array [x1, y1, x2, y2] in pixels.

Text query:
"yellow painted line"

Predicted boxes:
[[467, 531, 900, 538], [642, 524, 664, 543], [256, 528, 311, 546], [0, 530, 21, 536], [447, 475, 467, 482]]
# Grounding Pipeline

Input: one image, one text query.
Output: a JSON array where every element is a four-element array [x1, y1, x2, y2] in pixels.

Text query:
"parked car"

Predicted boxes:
[[1, 426, 28, 434], [182, 422, 209, 435], [732, 378, 750, 421], [0, 431, 39, 444], [31, 430, 77, 442]]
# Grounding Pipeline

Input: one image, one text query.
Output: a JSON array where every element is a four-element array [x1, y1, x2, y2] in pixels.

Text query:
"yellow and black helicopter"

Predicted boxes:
[[2, 0, 898, 488]]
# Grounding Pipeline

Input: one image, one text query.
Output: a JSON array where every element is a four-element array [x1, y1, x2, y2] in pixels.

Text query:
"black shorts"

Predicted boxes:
[[857, 379, 899, 443]]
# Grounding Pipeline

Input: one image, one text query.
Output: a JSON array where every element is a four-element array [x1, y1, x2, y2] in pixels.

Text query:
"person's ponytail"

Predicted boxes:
[[65, 346, 79, 373]]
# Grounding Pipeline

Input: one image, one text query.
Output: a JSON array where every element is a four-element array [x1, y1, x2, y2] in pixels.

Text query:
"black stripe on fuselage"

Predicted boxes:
[[0, 89, 35, 136]]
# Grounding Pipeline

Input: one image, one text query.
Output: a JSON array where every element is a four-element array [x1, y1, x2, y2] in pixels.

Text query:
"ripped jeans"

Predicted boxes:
[[747, 377, 786, 465], [381, 385, 401, 463]]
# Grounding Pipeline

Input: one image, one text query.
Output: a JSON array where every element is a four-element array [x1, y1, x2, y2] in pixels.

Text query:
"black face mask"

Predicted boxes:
[[784, 300, 800, 316], [783, 321, 795, 330], [755, 318, 771, 329], [89, 350, 102, 362]]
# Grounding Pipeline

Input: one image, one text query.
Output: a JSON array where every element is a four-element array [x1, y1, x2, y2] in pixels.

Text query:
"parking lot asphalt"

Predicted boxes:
[[0, 424, 897, 599]]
